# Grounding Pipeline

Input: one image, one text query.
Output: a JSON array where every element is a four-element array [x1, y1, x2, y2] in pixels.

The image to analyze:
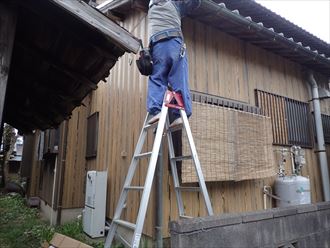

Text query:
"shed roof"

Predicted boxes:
[[4, 0, 140, 133], [101, 0, 330, 76]]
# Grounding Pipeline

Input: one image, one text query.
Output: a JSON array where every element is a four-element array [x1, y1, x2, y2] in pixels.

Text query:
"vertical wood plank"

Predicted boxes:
[[0, 3, 16, 126]]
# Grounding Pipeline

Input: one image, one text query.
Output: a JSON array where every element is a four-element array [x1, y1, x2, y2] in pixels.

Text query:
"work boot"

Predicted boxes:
[[169, 117, 183, 128], [148, 113, 161, 124]]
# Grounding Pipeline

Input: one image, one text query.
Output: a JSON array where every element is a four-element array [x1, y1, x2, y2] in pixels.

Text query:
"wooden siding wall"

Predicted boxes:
[[60, 12, 328, 238], [321, 98, 330, 115], [29, 161, 41, 197], [61, 102, 89, 208], [314, 74, 330, 115], [25, 131, 41, 197], [39, 157, 56, 204]]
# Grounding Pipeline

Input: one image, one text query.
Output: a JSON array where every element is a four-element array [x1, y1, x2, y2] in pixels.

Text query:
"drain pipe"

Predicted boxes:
[[56, 121, 69, 225], [307, 71, 330, 201], [50, 156, 58, 226]]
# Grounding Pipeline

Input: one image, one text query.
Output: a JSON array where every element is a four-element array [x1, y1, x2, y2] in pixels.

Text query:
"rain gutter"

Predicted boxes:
[[97, 0, 330, 73], [195, 1, 330, 70]]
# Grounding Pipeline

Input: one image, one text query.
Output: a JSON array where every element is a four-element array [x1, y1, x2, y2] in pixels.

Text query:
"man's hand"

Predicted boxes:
[[174, 0, 201, 17]]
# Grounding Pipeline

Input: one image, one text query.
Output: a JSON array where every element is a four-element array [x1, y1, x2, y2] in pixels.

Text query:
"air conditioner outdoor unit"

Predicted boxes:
[[83, 170, 107, 238]]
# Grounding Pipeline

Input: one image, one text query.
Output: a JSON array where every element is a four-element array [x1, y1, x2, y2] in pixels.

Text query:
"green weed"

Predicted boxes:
[[0, 194, 53, 248], [0, 194, 105, 248]]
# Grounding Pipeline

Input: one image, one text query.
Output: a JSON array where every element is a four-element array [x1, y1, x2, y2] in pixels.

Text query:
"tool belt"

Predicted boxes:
[[136, 30, 183, 76], [136, 40, 153, 76], [150, 30, 183, 45]]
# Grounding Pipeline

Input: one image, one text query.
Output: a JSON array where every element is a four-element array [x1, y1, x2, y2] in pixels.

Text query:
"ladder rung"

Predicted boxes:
[[124, 186, 144, 191], [105, 102, 214, 248], [176, 186, 200, 192], [168, 125, 183, 132], [113, 219, 136, 230], [115, 233, 131, 248], [171, 155, 192, 161], [134, 152, 152, 159], [144, 121, 158, 130], [180, 215, 193, 219]]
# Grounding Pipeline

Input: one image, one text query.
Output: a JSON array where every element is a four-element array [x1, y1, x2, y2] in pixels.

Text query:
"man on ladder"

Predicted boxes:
[[147, 0, 201, 126], [104, 1, 213, 248]]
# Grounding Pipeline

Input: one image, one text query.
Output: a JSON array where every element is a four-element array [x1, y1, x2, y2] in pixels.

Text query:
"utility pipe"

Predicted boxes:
[[50, 156, 58, 226], [56, 121, 69, 225], [307, 71, 330, 201]]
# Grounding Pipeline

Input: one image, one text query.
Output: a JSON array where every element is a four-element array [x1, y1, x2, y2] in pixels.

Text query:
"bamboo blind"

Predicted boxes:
[[182, 102, 276, 183]]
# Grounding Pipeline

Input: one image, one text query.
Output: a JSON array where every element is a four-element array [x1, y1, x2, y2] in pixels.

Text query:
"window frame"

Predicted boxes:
[[255, 89, 313, 148], [86, 112, 99, 159], [321, 114, 330, 144], [42, 128, 60, 155]]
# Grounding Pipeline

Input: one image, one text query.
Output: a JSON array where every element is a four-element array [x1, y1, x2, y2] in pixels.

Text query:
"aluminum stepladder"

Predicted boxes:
[[104, 89, 214, 248]]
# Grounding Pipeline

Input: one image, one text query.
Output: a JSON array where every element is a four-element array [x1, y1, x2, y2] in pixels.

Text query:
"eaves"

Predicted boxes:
[[194, 1, 330, 76], [3, 0, 140, 133], [100, 0, 330, 76]]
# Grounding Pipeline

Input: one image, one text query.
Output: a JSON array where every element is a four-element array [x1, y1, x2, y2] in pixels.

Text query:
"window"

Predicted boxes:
[[43, 128, 60, 154], [322, 114, 330, 144], [255, 89, 313, 148], [86, 112, 99, 159]]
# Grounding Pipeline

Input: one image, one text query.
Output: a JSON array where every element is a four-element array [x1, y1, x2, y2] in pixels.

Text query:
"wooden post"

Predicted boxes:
[[0, 2, 17, 128]]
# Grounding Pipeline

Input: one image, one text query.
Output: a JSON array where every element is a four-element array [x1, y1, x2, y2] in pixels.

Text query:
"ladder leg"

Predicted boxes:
[[166, 116, 185, 217], [104, 222, 118, 248], [180, 109, 214, 216], [104, 114, 150, 248], [105, 89, 214, 248], [131, 104, 169, 248]]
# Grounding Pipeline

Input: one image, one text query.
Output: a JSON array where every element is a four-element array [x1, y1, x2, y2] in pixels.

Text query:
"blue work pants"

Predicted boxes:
[[147, 37, 192, 118]]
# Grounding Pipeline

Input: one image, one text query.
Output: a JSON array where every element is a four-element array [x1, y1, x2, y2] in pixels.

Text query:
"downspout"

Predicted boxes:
[[50, 156, 58, 226], [307, 71, 330, 201], [56, 121, 69, 225]]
